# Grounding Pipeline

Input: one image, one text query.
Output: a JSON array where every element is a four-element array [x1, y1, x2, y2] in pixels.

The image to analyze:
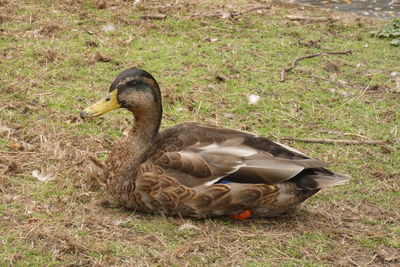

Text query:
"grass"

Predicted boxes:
[[0, 0, 399, 266]]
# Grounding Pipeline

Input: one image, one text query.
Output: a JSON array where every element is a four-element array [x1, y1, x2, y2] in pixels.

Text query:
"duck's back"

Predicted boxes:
[[146, 123, 348, 190]]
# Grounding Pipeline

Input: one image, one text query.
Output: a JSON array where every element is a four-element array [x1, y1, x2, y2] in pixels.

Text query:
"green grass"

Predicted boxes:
[[0, 0, 399, 266]]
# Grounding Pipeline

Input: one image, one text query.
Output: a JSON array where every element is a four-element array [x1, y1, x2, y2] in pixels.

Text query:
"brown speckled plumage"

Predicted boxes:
[[82, 68, 349, 218]]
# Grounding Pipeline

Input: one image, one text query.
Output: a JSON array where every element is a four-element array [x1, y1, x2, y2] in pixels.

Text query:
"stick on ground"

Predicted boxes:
[[281, 137, 386, 145], [194, 5, 270, 19], [285, 15, 338, 22], [280, 50, 352, 82]]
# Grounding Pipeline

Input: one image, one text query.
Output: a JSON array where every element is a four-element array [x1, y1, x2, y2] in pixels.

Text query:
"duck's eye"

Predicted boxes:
[[127, 80, 138, 87], [105, 96, 111, 102]]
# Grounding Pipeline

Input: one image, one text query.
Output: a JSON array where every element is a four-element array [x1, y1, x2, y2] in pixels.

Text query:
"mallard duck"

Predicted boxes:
[[80, 68, 349, 219]]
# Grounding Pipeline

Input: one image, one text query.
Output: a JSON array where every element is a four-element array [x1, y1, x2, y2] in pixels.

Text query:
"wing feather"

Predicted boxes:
[[152, 123, 330, 187]]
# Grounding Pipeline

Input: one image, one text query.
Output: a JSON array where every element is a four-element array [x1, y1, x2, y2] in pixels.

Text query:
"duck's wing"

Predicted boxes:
[[150, 123, 344, 188]]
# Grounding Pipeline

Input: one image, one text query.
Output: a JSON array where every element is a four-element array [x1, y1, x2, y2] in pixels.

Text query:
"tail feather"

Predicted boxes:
[[311, 172, 350, 188], [289, 169, 350, 190]]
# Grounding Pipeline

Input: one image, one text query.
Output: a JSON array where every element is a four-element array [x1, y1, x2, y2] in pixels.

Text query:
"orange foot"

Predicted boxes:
[[230, 209, 252, 220]]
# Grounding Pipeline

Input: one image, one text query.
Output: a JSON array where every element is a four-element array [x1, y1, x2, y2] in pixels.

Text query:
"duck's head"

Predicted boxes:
[[80, 68, 162, 119]]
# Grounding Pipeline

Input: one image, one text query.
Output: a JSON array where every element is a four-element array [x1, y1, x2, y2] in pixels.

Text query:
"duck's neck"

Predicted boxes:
[[129, 108, 161, 151], [105, 105, 162, 202]]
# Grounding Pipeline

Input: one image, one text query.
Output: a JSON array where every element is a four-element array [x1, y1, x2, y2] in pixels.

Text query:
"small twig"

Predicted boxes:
[[232, 5, 271, 17], [193, 5, 270, 19], [30, 91, 53, 96], [319, 130, 368, 139], [0, 150, 42, 154], [282, 137, 386, 145], [280, 50, 352, 82], [140, 14, 167, 20], [198, 26, 235, 32], [24, 220, 46, 238], [366, 254, 378, 265], [285, 15, 338, 22], [348, 257, 362, 267]]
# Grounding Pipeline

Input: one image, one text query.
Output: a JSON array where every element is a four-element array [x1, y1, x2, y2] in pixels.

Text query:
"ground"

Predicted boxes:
[[0, 0, 399, 266]]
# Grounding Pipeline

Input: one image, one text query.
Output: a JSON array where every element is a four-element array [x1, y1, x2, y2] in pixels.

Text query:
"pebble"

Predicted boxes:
[[221, 12, 231, 19], [223, 113, 234, 119], [247, 94, 260, 105], [329, 89, 354, 97], [0, 126, 11, 137], [178, 223, 200, 231], [102, 24, 115, 32]]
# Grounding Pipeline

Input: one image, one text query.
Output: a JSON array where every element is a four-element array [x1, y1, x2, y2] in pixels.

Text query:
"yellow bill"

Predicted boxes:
[[80, 89, 120, 119]]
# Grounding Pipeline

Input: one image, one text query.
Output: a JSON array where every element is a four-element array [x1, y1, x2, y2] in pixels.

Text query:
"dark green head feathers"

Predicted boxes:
[[80, 68, 162, 119]]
